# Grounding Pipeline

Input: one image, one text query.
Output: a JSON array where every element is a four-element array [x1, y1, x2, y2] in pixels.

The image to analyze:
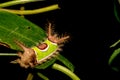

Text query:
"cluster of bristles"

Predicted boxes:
[[11, 23, 69, 68]]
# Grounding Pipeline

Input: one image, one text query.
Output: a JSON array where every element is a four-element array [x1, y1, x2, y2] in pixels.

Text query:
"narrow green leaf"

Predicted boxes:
[[112, 67, 119, 72], [37, 72, 49, 80], [108, 48, 120, 65], [110, 39, 120, 48], [26, 73, 34, 80], [113, 0, 120, 23], [0, 0, 44, 8], [0, 11, 46, 50], [56, 54, 75, 72], [35, 58, 56, 69], [0, 4, 60, 15], [52, 63, 80, 80]]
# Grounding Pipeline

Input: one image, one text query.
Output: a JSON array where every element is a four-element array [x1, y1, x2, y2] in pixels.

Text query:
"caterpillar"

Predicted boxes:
[[12, 23, 69, 68]]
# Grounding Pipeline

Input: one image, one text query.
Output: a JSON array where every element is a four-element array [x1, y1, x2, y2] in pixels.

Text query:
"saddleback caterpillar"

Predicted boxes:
[[12, 23, 69, 68]]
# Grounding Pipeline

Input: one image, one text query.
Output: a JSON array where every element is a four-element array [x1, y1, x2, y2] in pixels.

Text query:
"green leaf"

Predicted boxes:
[[111, 67, 119, 72], [37, 72, 49, 80], [113, 0, 120, 23], [26, 73, 34, 80], [35, 58, 56, 69], [52, 63, 80, 80], [0, 0, 43, 8], [56, 54, 75, 72], [0, 11, 46, 50], [108, 48, 120, 65], [110, 39, 120, 48]]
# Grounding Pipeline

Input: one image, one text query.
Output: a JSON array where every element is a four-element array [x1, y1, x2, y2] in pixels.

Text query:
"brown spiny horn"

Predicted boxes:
[[48, 22, 52, 37], [57, 36, 70, 44]]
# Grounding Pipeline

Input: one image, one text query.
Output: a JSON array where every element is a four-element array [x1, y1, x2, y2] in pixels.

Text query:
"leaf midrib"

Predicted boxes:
[[0, 25, 36, 44]]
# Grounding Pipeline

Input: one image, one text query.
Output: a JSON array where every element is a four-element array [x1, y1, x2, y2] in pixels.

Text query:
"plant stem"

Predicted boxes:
[[110, 39, 120, 48], [52, 63, 80, 80], [0, 4, 60, 15], [37, 72, 49, 80], [0, 53, 17, 56], [26, 73, 34, 80], [0, 0, 43, 8]]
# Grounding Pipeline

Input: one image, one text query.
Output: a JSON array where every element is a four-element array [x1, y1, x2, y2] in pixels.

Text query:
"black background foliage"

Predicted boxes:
[[0, 0, 120, 80]]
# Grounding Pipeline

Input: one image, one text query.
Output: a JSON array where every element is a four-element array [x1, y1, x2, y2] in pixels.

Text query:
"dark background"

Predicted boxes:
[[0, 0, 120, 80]]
